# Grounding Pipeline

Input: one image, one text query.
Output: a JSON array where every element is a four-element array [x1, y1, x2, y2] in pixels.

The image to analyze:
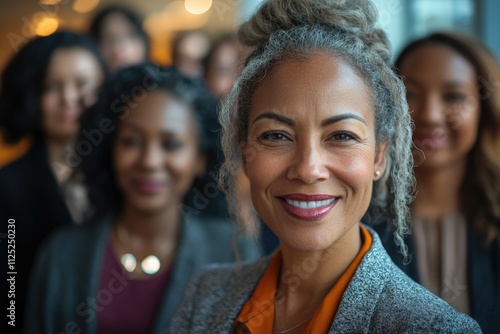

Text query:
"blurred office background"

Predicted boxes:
[[0, 0, 499, 71]]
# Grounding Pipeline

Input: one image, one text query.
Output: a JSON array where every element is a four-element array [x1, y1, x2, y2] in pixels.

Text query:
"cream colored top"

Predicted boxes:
[[412, 213, 470, 315]]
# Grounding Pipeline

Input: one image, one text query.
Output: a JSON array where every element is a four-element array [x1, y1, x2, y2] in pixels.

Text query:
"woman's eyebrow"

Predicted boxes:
[[121, 122, 145, 134], [321, 113, 366, 126], [252, 112, 294, 125]]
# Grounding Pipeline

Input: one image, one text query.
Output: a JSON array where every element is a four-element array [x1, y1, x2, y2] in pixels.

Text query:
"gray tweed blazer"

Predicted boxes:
[[169, 225, 482, 333]]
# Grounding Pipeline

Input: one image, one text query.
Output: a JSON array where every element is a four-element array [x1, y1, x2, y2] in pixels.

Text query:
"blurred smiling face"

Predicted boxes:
[[41, 47, 103, 141], [242, 52, 387, 252], [114, 90, 204, 214], [398, 44, 481, 170]]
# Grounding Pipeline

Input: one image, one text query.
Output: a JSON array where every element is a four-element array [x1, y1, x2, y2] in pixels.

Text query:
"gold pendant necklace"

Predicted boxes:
[[120, 253, 161, 275], [115, 224, 178, 275]]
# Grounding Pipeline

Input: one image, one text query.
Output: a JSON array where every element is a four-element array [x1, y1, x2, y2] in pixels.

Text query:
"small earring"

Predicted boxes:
[[375, 170, 381, 177]]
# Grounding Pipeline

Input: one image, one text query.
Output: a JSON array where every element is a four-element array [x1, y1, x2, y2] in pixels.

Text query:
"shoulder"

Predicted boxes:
[[0, 142, 48, 199], [0, 132, 32, 168], [37, 216, 112, 262], [375, 268, 480, 332], [347, 226, 481, 333], [169, 257, 270, 332]]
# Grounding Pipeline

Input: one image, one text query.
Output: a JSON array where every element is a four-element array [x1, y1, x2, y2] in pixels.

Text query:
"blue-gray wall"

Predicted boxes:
[[481, 0, 500, 59]]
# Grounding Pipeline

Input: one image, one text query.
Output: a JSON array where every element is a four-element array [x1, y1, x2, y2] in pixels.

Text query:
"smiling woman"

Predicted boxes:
[[0, 31, 106, 332], [168, 0, 482, 333], [23, 64, 260, 334]]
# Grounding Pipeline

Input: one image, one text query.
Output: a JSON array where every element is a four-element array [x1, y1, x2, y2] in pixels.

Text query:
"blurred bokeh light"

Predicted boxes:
[[35, 16, 59, 36], [184, 0, 213, 15]]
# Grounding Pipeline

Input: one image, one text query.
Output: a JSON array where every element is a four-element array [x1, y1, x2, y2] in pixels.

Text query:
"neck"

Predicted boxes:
[[117, 204, 181, 244], [45, 136, 75, 184], [45, 136, 72, 164], [412, 161, 466, 219], [277, 223, 361, 314]]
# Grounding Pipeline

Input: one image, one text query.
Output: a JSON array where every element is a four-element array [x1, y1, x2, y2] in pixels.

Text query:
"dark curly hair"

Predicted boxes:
[[0, 31, 106, 144], [78, 63, 218, 220]]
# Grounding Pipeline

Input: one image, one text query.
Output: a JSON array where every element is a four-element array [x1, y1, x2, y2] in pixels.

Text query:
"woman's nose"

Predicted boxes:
[[413, 93, 446, 126], [286, 141, 329, 184], [140, 143, 164, 170], [62, 84, 79, 107]]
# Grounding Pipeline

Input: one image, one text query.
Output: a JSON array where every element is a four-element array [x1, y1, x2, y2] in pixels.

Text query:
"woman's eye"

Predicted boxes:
[[162, 140, 183, 151], [259, 131, 290, 142], [443, 92, 466, 103], [44, 83, 60, 92], [330, 131, 357, 142], [121, 137, 141, 148], [77, 79, 90, 89]]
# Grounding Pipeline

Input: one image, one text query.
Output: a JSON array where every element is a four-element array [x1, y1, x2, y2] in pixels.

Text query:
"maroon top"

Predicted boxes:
[[96, 243, 171, 334]]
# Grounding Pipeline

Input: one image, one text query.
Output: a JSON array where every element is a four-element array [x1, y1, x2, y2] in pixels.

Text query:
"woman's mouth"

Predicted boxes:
[[279, 194, 338, 221], [413, 132, 448, 150], [133, 180, 166, 194]]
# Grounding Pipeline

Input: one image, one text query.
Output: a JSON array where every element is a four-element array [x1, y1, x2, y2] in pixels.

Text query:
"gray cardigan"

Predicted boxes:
[[23, 215, 261, 334], [169, 226, 481, 333]]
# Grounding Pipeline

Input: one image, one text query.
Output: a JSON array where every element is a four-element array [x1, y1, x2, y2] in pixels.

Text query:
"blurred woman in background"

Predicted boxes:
[[203, 34, 242, 98], [24, 64, 260, 334], [377, 32, 500, 333], [203, 33, 279, 253], [89, 5, 149, 73], [0, 31, 106, 332], [171, 30, 210, 79]]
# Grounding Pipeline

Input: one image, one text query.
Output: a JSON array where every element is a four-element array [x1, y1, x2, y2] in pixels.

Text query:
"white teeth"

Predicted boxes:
[[285, 198, 336, 209]]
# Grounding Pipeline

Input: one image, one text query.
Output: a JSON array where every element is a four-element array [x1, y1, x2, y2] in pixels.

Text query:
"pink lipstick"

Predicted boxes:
[[133, 180, 165, 194], [279, 194, 338, 221]]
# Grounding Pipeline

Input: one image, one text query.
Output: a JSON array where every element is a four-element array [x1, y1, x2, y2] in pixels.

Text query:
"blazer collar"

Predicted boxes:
[[329, 225, 392, 332]]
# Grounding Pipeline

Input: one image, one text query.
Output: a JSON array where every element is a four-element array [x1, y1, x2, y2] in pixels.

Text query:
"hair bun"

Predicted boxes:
[[238, 0, 391, 63]]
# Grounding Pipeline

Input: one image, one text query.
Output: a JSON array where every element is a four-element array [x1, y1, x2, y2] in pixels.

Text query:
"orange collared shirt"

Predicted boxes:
[[233, 225, 373, 334]]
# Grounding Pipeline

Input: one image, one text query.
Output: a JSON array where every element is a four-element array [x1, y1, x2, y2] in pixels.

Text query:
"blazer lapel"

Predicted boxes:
[[211, 258, 272, 333], [329, 227, 391, 333]]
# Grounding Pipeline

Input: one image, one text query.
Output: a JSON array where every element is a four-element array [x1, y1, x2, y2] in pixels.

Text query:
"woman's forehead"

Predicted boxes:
[[249, 52, 374, 125]]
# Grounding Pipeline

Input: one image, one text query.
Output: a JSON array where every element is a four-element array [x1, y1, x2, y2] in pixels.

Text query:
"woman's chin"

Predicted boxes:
[[279, 230, 335, 253]]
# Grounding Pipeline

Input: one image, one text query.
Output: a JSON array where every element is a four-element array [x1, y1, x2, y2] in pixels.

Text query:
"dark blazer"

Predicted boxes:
[[23, 214, 261, 334], [0, 142, 73, 332], [375, 222, 500, 334], [169, 225, 480, 333]]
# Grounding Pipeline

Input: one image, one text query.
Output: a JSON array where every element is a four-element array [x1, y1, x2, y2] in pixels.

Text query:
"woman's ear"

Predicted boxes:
[[374, 141, 389, 180]]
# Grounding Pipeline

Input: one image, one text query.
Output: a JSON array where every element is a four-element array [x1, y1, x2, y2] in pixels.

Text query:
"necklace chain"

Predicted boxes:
[[275, 305, 314, 334]]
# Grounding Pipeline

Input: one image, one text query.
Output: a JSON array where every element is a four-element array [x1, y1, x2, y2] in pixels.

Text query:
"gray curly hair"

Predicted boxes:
[[218, 0, 414, 256]]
